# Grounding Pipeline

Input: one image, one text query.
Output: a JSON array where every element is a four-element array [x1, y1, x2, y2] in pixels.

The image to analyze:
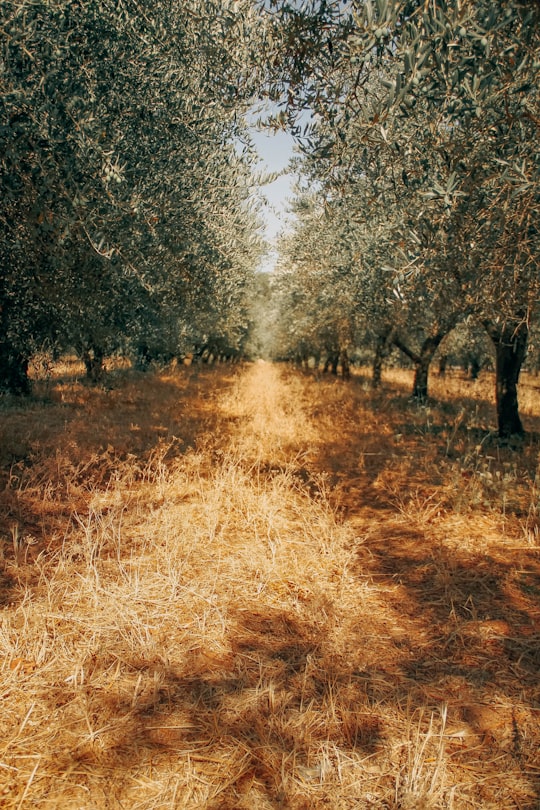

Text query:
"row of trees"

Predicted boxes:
[[2, 0, 538, 437], [264, 0, 539, 437], [1, 0, 267, 392]]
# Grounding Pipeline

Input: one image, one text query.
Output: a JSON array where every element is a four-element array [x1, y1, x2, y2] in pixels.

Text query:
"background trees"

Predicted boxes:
[[263, 0, 539, 436], [271, 192, 361, 369], [1, 0, 265, 390]]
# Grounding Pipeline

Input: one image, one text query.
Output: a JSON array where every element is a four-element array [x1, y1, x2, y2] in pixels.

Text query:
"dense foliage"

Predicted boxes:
[[265, 0, 539, 436], [1, 0, 538, 436], [1, 0, 265, 390]]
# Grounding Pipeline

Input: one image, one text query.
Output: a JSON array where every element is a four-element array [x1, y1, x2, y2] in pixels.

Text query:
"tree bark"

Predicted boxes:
[[393, 334, 445, 400], [485, 319, 528, 438], [372, 326, 397, 388], [340, 348, 350, 380], [82, 346, 104, 383], [135, 343, 152, 370], [323, 352, 338, 374], [0, 340, 30, 395]]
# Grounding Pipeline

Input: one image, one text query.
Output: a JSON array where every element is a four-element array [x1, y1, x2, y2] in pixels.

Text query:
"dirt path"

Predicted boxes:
[[217, 360, 321, 461], [1, 361, 539, 810]]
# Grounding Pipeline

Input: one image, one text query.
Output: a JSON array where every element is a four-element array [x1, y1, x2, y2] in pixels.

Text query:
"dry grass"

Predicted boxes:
[[0, 360, 539, 808]]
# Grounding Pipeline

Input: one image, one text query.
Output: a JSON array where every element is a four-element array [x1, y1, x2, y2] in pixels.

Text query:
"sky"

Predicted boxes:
[[249, 126, 297, 271]]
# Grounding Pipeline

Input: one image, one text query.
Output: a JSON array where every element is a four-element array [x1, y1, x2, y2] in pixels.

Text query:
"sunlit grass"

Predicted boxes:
[[0, 361, 538, 808]]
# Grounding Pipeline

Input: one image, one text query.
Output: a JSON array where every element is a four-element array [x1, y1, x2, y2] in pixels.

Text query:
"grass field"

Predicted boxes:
[[1, 359, 539, 808]]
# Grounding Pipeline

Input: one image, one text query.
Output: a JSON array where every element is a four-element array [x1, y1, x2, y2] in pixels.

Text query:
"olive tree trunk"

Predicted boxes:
[[393, 334, 446, 401], [372, 326, 397, 388], [485, 319, 528, 438], [82, 345, 105, 384], [340, 348, 350, 380], [0, 339, 30, 395]]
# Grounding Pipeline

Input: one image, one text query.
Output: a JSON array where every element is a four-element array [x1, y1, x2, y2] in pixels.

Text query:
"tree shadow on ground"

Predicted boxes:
[[348, 523, 540, 806], [307, 372, 540, 527], [46, 606, 384, 808], [0, 367, 239, 606], [3, 364, 539, 806], [42, 536, 540, 807]]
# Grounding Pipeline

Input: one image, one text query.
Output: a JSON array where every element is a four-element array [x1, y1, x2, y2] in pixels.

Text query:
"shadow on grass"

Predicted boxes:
[[306, 371, 540, 522], [0, 366, 240, 606], [43, 539, 539, 807], [3, 363, 540, 806], [47, 606, 384, 808], [348, 523, 540, 805]]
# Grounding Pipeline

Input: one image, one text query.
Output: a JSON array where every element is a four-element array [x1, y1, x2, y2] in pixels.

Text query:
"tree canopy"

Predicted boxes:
[[1, 0, 266, 388], [263, 0, 539, 436], [1, 0, 538, 435]]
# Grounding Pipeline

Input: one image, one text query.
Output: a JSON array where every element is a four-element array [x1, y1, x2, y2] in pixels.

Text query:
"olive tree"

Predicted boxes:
[[1, 0, 265, 390], [262, 0, 539, 435], [271, 190, 363, 372]]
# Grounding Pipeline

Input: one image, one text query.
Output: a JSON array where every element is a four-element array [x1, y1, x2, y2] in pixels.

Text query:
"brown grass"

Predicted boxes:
[[0, 360, 539, 808]]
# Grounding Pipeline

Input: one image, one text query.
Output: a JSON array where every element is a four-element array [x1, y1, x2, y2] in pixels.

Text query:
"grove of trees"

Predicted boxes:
[[1, 0, 266, 391], [265, 0, 539, 437], [1, 0, 538, 437]]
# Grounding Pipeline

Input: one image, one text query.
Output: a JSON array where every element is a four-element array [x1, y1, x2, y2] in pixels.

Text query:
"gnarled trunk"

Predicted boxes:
[[412, 339, 441, 400], [324, 349, 349, 378], [323, 352, 338, 374], [340, 348, 350, 380], [485, 319, 528, 438], [393, 334, 446, 401], [82, 346, 104, 384]]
